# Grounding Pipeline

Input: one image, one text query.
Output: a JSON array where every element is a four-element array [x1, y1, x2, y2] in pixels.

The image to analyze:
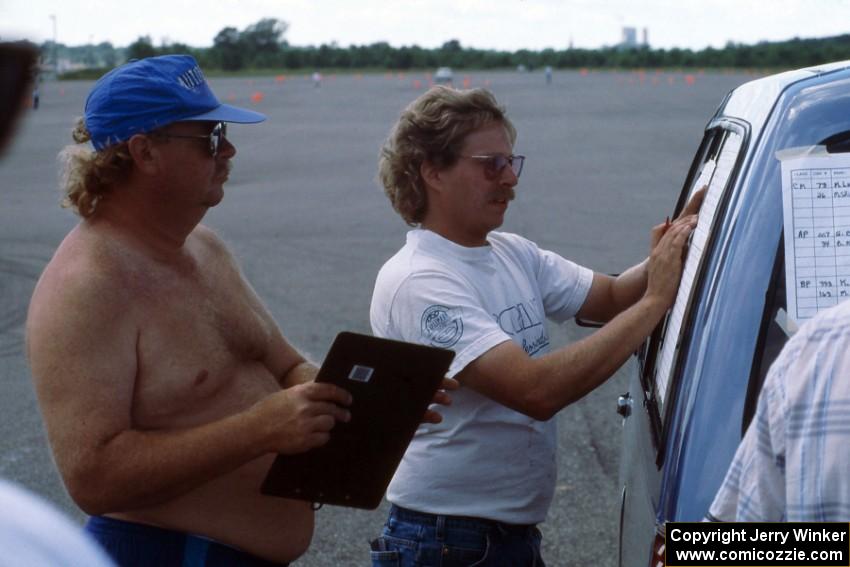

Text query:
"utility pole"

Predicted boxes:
[[49, 14, 57, 76]]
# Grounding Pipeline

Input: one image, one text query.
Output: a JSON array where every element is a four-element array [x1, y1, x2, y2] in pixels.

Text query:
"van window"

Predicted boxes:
[[638, 125, 745, 427], [744, 128, 850, 432], [743, 236, 787, 433]]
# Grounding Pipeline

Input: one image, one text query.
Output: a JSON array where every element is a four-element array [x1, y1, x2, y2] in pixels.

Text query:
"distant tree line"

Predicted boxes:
[[41, 17, 850, 77]]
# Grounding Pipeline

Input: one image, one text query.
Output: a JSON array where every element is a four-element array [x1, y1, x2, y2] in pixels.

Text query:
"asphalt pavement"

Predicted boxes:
[[0, 68, 753, 566]]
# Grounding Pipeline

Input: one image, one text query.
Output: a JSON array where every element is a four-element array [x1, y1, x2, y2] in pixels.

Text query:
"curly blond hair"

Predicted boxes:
[[378, 86, 516, 225], [58, 118, 133, 217]]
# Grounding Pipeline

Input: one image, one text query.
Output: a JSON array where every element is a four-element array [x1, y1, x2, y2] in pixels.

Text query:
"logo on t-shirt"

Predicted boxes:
[[421, 305, 463, 348], [496, 301, 549, 356], [497, 302, 542, 335]]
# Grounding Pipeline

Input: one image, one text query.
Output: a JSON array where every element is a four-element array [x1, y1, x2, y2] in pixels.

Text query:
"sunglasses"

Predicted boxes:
[[460, 154, 525, 180], [154, 122, 228, 157]]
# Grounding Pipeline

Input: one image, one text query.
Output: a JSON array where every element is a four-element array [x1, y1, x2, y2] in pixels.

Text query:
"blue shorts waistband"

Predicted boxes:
[[87, 515, 224, 545], [87, 516, 185, 538], [85, 516, 289, 567], [389, 504, 536, 534]]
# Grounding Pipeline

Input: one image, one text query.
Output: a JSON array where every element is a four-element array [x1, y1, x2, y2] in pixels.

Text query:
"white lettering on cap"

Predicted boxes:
[[177, 66, 207, 90]]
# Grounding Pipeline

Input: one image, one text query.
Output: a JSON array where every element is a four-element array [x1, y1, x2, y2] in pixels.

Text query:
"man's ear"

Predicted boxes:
[[420, 159, 444, 193], [127, 134, 159, 175]]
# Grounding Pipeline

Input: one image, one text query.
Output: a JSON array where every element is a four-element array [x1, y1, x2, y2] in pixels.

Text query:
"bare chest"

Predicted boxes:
[[132, 265, 278, 427]]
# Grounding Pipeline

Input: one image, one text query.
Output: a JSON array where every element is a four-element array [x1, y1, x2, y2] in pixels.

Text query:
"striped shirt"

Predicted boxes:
[[708, 299, 850, 521]]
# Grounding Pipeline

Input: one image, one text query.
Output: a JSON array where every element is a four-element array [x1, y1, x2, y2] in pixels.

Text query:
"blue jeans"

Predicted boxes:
[[85, 516, 289, 567], [370, 505, 546, 567]]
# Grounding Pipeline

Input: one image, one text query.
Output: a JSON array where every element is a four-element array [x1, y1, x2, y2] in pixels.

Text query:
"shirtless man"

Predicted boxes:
[[25, 55, 437, 566]]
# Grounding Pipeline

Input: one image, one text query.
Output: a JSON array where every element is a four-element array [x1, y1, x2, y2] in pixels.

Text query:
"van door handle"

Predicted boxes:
[[617, 392, 633, 418]]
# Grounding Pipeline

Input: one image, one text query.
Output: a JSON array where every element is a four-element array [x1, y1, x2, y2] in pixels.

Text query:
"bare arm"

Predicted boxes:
[[576, 263, 649, 323], [261, 327, 317, 388], [280, 361, 319, 387], [459, 216, 697, 421], [577, 188, 706, 323]]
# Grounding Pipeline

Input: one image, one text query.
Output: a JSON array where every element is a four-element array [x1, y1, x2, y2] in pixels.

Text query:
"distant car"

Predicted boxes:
[[618, 60, 850, 567], [434, 67, 453, 84]]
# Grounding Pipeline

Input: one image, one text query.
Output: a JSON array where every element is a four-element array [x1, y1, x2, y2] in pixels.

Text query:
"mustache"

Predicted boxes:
[[217, 160, 233, 176], [493, 189, 516, 201]]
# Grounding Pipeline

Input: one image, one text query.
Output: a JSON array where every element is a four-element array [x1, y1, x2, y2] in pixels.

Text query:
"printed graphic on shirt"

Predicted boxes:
[[496, 300, 549, 356], [421, 305, 464, 348]]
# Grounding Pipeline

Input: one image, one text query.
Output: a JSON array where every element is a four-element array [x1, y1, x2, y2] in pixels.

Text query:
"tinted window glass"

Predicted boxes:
[[742, 75, 850, 432], [639, 125, 745, 425]]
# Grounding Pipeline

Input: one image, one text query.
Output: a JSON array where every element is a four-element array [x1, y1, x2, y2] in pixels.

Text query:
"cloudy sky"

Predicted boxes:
[[2, 0, 849, 51]]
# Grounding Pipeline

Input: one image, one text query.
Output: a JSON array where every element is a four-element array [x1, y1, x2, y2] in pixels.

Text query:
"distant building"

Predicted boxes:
[[621, 27, 638, 48], [619, 26, 649, 49]]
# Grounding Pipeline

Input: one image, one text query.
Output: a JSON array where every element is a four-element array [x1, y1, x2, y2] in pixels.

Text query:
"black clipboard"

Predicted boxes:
[[260, 332, 455, 509]]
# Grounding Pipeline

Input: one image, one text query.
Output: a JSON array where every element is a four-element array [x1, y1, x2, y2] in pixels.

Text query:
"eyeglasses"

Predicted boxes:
[[153, 122, 228, 157], [459, 154, 525, 180]]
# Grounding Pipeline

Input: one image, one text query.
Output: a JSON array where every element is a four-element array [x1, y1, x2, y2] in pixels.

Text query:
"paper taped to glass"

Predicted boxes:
[[778, 145, 850, 326]]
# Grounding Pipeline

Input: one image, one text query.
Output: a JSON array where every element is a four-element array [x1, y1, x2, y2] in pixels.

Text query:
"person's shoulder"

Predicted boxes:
[[488, 231, 545, 264], [794, 299, 850, 344], [377, 232, 427, 272], [372, 238, 421, 314], [374, 234, 465, 294], [766, 300, 850, 391], [188, 224, 235, 258], [488, 230, 536, 250], [813, 298, 850, 327], [36, 224, 133, 296], [375, 249, 420, 299], [192, 223, 228, 250], [29, 224, 145, 328], [188, 224, 242, 272]]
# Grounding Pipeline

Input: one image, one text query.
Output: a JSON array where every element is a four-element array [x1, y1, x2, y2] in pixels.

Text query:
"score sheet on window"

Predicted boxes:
[[654, 132, 742, 406], [780, 148, 850, 325]]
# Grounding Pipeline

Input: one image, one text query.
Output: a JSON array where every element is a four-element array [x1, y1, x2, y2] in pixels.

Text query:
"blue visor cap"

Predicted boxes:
[[84, 54, 266, 150]]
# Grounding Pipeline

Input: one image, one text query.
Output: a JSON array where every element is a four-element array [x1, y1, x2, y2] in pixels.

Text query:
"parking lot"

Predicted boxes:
[[0, 67, 752, 565]]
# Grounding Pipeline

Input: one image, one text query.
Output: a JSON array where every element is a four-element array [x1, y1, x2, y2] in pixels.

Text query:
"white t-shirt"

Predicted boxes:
[[0, 479, 115, 567], [370, 229, 593, 524]]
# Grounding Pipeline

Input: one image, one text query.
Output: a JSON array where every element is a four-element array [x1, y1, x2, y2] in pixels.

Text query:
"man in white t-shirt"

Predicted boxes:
[[369, 86, 700, 566]]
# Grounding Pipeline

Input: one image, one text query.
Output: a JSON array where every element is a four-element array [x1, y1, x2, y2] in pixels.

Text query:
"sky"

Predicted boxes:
[[2, 0, 849, 52]]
